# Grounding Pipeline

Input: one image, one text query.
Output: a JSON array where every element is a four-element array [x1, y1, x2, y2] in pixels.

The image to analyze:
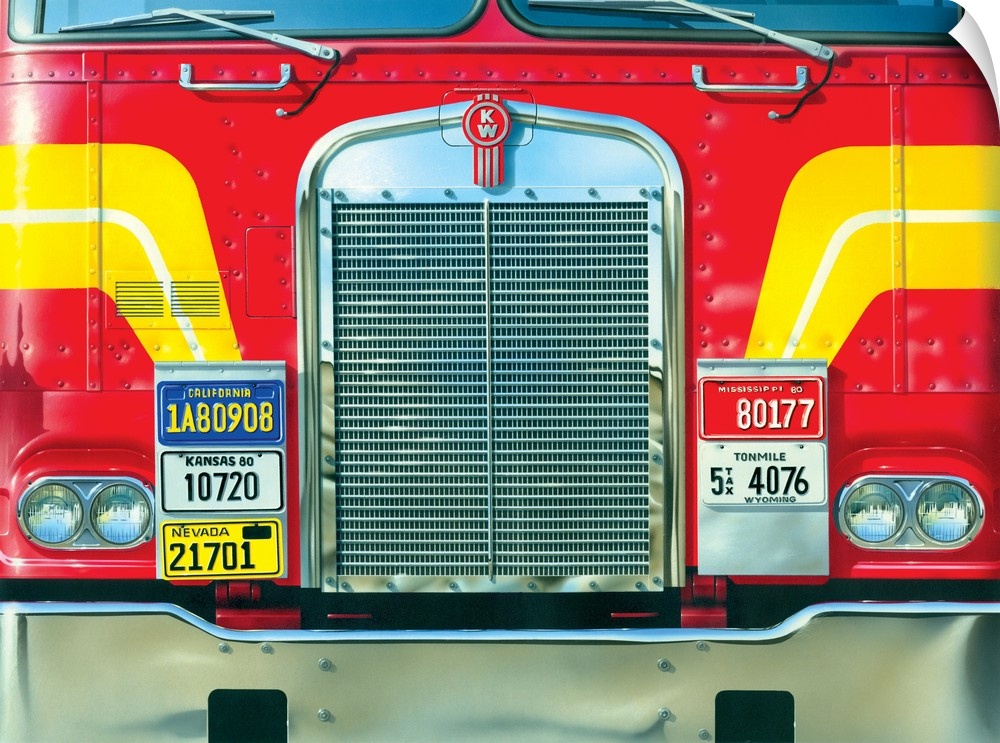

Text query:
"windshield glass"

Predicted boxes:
[[13, 0, 483, 38], [505, 0, 963, 36]]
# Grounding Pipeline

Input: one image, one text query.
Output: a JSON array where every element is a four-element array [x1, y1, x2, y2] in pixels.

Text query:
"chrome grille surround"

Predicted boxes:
[[302, 101, 684, 592]]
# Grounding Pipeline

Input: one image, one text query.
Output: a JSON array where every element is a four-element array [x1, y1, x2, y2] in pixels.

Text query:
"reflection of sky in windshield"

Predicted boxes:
[[41, 0, 478, 33], [514, 0, 964, 35]]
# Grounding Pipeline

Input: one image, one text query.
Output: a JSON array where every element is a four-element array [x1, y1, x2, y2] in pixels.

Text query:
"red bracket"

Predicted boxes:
[[215, 582, 301, 630], [680, 574, 728, 628]]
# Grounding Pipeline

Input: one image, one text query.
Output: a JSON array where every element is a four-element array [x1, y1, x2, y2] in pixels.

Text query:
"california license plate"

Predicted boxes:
[[159, 450, 284, 512], [159, 519, 284, 579], [699, 442, 827, 506], [156, 379, 285, 446]]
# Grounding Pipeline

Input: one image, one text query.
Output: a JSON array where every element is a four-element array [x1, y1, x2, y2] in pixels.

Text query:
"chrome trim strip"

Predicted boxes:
[[6, 600, 999, 644]]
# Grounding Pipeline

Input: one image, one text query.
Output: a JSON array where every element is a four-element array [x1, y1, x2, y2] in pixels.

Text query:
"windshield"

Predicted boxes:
[[12, 0, 484, 38], [504, 0, 964, 37]]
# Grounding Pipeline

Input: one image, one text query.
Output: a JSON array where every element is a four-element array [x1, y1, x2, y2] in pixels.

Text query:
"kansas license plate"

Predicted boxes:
[[159, 450, 283, 512], [157, 380, 285, 446], [699, 442, 827, 506], [159, 519, 284, 579]]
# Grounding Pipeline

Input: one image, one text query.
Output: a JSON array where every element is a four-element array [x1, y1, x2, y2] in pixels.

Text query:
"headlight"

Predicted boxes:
[[917, 481, 977, 543], [92, 483, 152, 545], [18, 477, 152, 549], [22, 483, 84, 545], [838, 475, 984, 550], [843, 483, 904, 543]]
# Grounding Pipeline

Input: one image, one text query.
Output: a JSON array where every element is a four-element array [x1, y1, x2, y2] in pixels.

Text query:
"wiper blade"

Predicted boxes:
[[530, 0, 755, 21], [60, 9, 275, 31], [60, 7, 337, 61], [529, 0, 834, 61]]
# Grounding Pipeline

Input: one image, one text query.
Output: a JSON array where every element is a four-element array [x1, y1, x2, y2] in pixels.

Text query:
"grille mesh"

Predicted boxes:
[[331, 200, 649, 578]]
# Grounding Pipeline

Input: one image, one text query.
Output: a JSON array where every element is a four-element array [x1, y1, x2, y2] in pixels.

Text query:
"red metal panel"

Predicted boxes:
[[906, 289, 1000, 393], [245, 227, 295, 318], [0, 289, 89, 391]]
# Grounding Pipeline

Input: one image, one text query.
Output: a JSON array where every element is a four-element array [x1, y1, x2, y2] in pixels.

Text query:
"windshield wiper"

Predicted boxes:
[[529, 0, 834, 61], [531, 0, 756, 21], [60, 8, 338, 61]]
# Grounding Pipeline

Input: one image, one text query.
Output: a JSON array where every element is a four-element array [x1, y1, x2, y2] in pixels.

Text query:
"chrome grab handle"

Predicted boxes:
[[179, 63, 292, 91], [692, 64, 809, 93]]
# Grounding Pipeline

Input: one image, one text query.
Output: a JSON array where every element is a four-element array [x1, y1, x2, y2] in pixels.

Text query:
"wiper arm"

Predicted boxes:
[[60, 8, 338, 61], [529, 0, 835, 61]]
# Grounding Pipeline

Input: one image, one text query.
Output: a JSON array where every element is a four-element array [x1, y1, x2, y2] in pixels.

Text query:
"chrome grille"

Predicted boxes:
[[330, 197, 650, 580]]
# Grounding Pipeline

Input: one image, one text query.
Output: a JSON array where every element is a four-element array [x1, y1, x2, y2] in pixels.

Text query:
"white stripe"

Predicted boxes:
[[0, 207, 206, 360], [782, 208, 1000, 358]]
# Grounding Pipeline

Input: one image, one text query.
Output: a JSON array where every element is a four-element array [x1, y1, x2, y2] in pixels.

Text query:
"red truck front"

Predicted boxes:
[[1, 1, 998, 741]]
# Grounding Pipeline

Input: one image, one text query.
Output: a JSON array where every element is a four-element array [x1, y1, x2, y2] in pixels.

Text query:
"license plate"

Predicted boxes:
[[159, 450, 283, 512], [699, 442, 827, 506], [160, 519, 283, 579], [157, 380, 285, 446], [699, 376, 825, 439]]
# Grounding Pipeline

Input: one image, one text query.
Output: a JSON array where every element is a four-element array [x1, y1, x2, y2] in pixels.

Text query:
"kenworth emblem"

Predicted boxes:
[[462, 94, 511, 187]]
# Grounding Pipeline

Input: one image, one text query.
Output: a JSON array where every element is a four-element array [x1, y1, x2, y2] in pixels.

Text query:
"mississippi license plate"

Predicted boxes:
[[159, 450, 283, 512], [699, 376, 825, 439], [160, 519, 284, 579], [699, 442, 827, 506]]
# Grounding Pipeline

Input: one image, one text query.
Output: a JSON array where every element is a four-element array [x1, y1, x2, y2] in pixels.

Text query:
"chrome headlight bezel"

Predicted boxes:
[[837, 475, 984, 550], [18, 477, 154, 549]]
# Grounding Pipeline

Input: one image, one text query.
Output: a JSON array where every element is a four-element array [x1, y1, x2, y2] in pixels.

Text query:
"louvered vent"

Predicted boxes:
[[115, 281, 164, 317], [171, 281, 221, 318], [330, 198, 651, 580], [113, 280, 222, 320]]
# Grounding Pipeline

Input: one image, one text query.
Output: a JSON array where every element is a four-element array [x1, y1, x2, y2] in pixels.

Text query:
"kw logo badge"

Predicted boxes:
[[462, 94, 511, 187]]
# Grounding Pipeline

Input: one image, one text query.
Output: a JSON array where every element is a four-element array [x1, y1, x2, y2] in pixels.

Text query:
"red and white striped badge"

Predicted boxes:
[[462, 94, 512, 188]]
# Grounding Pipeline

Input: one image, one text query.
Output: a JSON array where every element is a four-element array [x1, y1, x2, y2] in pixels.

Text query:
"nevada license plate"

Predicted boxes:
[[159, 450, 283, 512], [699, 442, 827, 506], [159, 519, 283, 579]]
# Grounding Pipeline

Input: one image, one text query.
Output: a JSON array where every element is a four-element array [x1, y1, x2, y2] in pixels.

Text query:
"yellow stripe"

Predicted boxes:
[[0, 144, 240, 362], [748, 145, 1000, 361]]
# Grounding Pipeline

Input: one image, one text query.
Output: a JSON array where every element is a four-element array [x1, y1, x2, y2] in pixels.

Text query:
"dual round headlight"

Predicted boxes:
[[20, 480, 151, 548], [840, 477, 982, 548]]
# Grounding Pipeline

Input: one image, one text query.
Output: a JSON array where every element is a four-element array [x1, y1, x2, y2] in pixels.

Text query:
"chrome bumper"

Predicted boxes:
[[1, 601, 997, 741]]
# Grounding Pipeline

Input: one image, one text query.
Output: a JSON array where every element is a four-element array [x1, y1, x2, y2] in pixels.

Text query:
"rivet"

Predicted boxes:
[[218, 643, 232, 654], [657, 658, 672, 672], [317, 709, 333, 723], [318, 658, 334, 672], [658, 708, 671, 720]]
